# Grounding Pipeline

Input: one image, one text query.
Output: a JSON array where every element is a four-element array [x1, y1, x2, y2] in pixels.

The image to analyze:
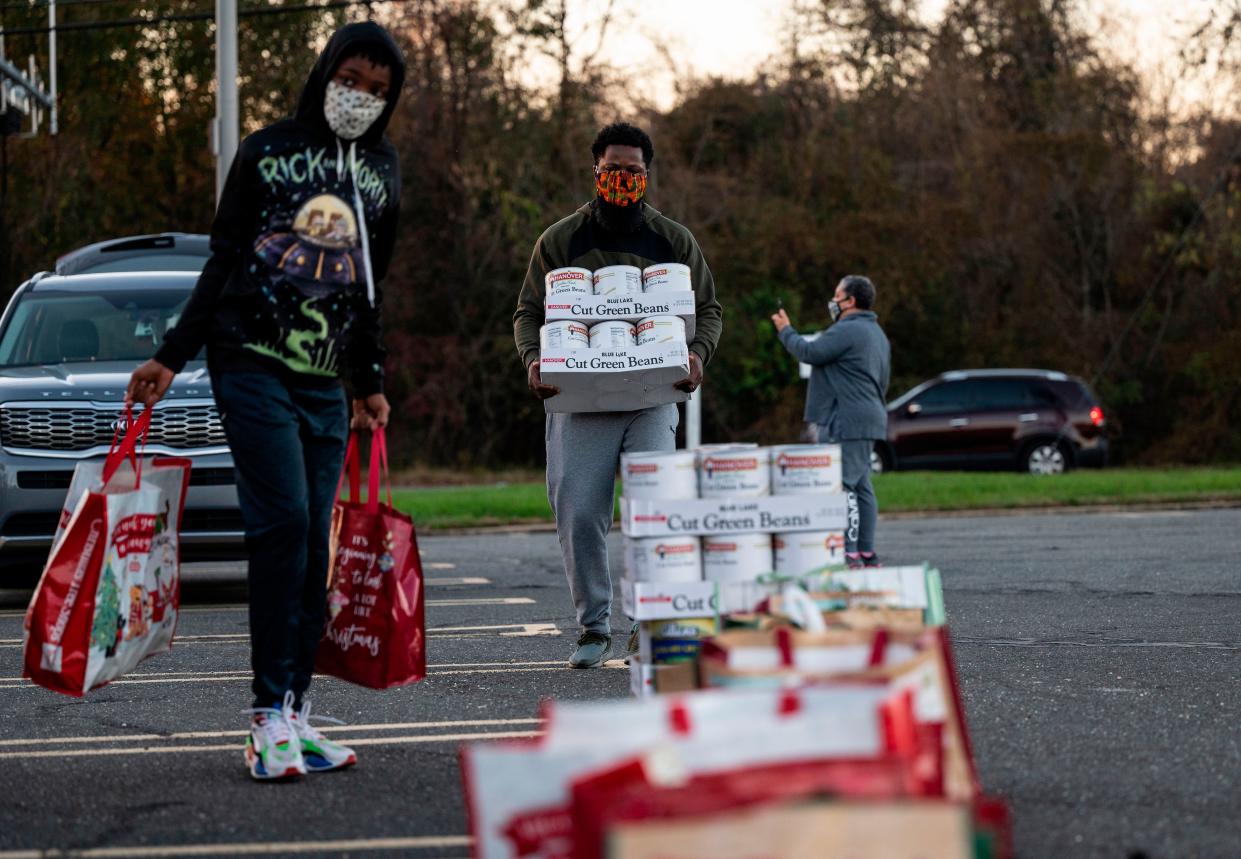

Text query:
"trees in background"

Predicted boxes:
[[2, 0, 1237, 465]]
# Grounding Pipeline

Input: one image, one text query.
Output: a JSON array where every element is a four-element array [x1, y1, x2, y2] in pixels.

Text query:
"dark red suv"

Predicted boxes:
[[876, 370, 1108, 475]]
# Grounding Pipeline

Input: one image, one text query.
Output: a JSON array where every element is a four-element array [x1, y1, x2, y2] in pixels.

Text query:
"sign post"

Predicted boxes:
[[214, 0, 239, 202]]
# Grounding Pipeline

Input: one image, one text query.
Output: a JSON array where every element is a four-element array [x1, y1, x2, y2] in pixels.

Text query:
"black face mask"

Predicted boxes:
[[828, 299, 845, 322], [592, 197, 645, 234]]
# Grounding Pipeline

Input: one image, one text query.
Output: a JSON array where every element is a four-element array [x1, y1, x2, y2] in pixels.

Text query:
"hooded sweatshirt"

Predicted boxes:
[[155, 22, 405, 396], [513, 200, 724, 369]]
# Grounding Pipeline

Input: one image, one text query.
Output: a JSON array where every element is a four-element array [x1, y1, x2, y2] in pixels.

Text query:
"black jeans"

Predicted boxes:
[[214, 372, 348, 709]]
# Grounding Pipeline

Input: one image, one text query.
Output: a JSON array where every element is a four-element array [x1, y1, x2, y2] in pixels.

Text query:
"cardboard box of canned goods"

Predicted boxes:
[[628, 655, 698, 698], [620, 493, 848, 538], [540, 342, 691, 414], [622, 578, 718, 621]]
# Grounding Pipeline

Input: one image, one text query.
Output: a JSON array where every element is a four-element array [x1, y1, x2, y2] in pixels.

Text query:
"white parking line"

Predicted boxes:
[[0, 718, 541, 747], [0, 729, 540, 760], [0, 660, 624, 689], [0, 834, 471, 857], [0, 661, 573, 683], [426, 562, 457, 569], [425, 576, 490, 585], [0, 596, 534, 620], [0, 623, 562, 648], [433, 622, 559, 636], [428, 597, 535, 607]]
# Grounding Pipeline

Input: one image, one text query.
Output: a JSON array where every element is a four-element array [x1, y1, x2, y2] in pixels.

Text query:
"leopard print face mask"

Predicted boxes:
[[324, 80, 387, 141]]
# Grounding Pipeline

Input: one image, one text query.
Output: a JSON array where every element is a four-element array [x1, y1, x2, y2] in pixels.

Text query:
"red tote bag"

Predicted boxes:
[[316, 428, 426, 689]]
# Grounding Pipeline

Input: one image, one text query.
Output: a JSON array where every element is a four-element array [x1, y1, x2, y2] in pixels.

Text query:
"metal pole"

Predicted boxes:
[[1, 29, 7, 115], [214, 0, 238, 202], [48, 0, 57, 134], [685, 387, 702, 449], [27, 55, 39, 132]]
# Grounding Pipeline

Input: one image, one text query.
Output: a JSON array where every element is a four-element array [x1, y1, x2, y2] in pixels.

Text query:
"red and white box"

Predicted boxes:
[[540, 342, 690, 414]]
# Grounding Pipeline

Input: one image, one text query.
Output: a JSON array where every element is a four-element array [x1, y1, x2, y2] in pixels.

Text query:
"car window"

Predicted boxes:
[[911, 381, 971, 415], [972, 379, 1047, 411], [0, 288, 195, 366]]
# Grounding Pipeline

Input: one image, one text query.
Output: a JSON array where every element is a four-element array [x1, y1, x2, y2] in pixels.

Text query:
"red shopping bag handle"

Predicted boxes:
[[336, 433, 362, 503], [102, 405, 152, 487], [335, 428, 393, 513], [369, 427, 394, 512]]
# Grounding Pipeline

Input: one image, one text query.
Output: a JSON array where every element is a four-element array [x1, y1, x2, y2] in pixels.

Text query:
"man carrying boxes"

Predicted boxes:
[[514, 122, 724, 668]]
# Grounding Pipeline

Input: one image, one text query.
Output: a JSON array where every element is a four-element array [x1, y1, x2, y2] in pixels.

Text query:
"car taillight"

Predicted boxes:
[[1089, 406, 1105, 427]]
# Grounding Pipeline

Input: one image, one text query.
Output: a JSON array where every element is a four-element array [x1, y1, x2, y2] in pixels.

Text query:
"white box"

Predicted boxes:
[[541, 342, 690, 414], [620, 494, 848, 538], [545, 294, 697, 341], [622, 577, 718, 621], [716, 579, 783, 614], [629, 656, 655, 698]]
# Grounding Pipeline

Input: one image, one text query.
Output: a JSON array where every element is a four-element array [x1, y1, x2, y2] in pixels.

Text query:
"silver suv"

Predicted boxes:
[[0, 235, 242, 569]]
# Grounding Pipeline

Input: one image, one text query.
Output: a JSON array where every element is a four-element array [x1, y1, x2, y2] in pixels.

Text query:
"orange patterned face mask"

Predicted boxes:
[[595, 169, 647, 207]]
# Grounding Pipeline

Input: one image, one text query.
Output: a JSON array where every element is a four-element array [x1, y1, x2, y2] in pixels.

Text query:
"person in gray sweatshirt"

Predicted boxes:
[[772, 275, 890, 567]]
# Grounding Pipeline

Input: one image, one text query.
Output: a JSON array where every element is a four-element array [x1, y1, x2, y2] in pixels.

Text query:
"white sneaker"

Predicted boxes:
[[291, 700, 357, 773], [243, 691, 306, 781]]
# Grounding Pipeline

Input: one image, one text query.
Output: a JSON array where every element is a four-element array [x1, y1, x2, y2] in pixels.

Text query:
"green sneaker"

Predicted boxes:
[[243, 692, 305, 781], [569, 630, 612, 669], [291, 701, 357, 773]]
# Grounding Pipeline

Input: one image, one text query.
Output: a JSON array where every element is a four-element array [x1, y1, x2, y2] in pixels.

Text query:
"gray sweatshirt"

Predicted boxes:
[[779, 310, 891, 440]]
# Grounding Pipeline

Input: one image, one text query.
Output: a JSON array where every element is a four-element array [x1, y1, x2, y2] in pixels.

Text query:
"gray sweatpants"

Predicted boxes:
[[546, 404, 679, 634], [817, 428, 878, 554]]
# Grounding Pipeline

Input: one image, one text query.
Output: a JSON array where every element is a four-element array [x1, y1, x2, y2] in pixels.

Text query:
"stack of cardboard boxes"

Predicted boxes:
[[538, 264, 698, 413], [618, 444, 849, 696]]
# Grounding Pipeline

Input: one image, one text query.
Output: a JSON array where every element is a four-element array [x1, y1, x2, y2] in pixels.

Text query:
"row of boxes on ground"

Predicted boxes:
[[622, 444, 842, 500], [623, 565, 947, 694], [463, 671, 1008, 858], [461, 605, 1010, 857]]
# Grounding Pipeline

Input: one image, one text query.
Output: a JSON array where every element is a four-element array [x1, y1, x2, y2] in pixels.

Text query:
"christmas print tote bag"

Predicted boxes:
[[316, 428, 426, 689], [23, 407, 191, 696]]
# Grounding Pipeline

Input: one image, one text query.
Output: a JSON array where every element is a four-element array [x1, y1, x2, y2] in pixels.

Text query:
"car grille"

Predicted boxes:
[[1, 507, 245, 538], [0, 404, 227, 452]]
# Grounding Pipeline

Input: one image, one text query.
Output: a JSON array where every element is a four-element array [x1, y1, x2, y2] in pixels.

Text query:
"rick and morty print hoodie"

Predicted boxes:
[[155, 22, 405, 396]]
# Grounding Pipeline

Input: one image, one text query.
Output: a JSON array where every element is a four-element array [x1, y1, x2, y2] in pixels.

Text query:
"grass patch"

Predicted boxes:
[[392, 467, 1241, 530], [872, 467, 1241, 511], [392, 482, 551, 531]]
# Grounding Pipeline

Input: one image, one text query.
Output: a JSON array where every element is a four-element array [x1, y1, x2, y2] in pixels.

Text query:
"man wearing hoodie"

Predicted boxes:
[[514, 122, 724, 669], [126, 22, 405, 780]]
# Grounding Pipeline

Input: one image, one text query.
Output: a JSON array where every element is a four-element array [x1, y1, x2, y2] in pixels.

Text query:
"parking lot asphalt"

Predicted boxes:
[[0, 507, 1238, 858]]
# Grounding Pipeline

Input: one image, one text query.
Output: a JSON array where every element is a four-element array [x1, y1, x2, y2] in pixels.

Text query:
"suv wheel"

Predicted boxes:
[[1023, 441, 1068, 475]]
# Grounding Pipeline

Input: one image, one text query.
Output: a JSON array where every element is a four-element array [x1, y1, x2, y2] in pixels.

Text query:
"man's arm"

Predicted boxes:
[[778, 323, 850, 366], [513, 235, 554, 369], [679, 231, 723, 366], [880, 340, 891, 398], [347, 184, 400, 399], [153, 148, 250, 373]]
